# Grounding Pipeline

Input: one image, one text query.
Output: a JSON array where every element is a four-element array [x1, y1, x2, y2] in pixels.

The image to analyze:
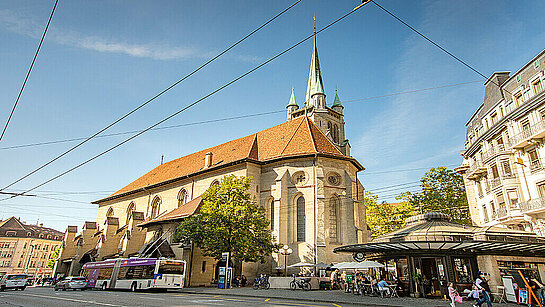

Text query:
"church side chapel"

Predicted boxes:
[[56, 35, 370, 286]]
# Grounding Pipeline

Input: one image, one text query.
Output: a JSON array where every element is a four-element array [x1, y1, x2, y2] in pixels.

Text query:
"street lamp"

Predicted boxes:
[[279, 245, 292, 277]]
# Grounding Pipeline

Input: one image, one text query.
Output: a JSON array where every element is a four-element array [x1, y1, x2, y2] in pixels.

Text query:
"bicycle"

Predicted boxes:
[[289, 275, 311, 291], [252, 274, 270, 290]]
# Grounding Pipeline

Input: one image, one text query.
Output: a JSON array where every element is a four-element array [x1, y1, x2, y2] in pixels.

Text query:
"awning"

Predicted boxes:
[[138, 196, 202, 227], [331, 261, 384, 269], [334, 240, 545, 258]]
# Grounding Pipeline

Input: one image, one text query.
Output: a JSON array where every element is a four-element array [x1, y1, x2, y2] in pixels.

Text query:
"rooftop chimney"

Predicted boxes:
[[204, 152, 213, 168]]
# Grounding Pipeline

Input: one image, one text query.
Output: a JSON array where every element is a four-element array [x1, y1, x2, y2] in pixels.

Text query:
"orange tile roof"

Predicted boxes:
[[137, 196, 203, 227], [97, 117, 361, 202]]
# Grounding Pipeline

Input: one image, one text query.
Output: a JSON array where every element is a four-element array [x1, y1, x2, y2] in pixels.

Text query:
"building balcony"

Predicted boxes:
[[530, 159, 543, 173], [509, 120, 545, 149], [467, 161, 487, 180], [497, 207, 508, 219], [489, 177, 502, 189], [482, 144, 510, 162], [519, 197, 545, 214]]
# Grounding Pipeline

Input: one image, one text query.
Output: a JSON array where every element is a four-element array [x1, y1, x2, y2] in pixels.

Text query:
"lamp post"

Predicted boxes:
[[279, 245, 292, 277]]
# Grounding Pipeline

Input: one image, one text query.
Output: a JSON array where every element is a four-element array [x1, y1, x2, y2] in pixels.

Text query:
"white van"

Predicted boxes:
[[0, 274, 28, 291]]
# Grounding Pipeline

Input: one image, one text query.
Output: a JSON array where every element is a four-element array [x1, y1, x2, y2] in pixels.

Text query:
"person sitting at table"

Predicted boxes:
[[377, 279, 390, 297]]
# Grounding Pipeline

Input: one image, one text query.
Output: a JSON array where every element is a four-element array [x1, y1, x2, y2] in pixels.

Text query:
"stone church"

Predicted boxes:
[[54, 37, 370, 286]]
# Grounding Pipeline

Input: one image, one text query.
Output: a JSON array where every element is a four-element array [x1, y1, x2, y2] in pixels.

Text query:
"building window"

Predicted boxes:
[[106, 207, 114, 217], [515, 92, 523, 106], [482, 204, 489, 222], [533, 79, 543, 94], [329, 195, 341, 241], [126, 202, 136, 225], [268, 198, 275, 231], [296, 196, 306, 242], [501, 160, 512, 177], [537, 182, 545, 199], [150, 196, 161, 219], [529, 149, 541, 171], [177, 189, 188, 207], [476, 181, 483, 198], [201, 261, 206, 273]]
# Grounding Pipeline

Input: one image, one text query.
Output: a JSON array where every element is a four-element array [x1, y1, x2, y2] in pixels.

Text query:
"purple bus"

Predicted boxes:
[[81, 258, 186, 291]]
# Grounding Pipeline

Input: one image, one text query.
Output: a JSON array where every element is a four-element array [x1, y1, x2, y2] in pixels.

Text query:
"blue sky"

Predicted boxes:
[[1, 0, 545, 231]]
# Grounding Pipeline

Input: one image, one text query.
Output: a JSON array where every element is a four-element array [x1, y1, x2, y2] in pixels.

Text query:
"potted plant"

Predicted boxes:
[[411, 272, 422, 298]]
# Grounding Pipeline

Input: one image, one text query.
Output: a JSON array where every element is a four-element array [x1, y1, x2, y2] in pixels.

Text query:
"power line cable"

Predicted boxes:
[[361, 164, 460, 175], [0, 0, 59, 142], [0, 79, 481, 151], [0, 1, 371, 202], [370, 0, 511, 95], [0, 0, 301, 191]]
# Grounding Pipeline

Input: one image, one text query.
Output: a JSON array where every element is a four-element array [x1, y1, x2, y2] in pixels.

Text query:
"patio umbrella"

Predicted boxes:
[[331, 262, 352, 269], [287, 262, 315, 268], [353, 260, 384, 269], [313, 262, 330, 268]]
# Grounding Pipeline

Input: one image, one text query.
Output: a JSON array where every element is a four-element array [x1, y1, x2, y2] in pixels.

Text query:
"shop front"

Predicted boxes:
[[334, 212, 545, 298]]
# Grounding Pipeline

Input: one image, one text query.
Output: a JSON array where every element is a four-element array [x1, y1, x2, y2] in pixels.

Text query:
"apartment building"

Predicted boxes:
[[457, 49, 545, 235], [0, 217, 63, 278]]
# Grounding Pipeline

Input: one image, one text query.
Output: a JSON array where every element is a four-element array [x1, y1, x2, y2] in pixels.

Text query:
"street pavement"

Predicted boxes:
[[0, 286, 521, 307]]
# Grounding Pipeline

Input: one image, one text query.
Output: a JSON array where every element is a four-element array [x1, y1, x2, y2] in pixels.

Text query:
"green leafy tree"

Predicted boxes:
[[173, 175, 279, 275], [365, 191, 416, 238], [47, 248, 60, 269], [401, 167, 471, 225]]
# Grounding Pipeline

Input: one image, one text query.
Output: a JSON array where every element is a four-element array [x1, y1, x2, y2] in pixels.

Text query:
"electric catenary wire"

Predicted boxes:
[[0, 80, 481, 151], [0, 0, 301, 191], [0, 0, 59, 142], [370, 0, 510, 95], [0, 1, 373, 202]]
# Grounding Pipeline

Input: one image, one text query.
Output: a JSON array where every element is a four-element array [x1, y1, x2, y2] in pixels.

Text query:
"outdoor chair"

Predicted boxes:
[[492, 286, 506, 303]]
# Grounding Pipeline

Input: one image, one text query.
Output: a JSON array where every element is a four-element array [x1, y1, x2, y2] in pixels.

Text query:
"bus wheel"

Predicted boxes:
[[130, 282, 137, 292], [102, 283, 107, 291]]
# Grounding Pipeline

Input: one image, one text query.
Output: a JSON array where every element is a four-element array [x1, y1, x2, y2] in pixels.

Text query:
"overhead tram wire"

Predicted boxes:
[[0, 0, 59, 142], [370, 0, 512, 94], [0, 0, 301, 192], [0, 80, 482, 151], [0, 1, 373, 203]]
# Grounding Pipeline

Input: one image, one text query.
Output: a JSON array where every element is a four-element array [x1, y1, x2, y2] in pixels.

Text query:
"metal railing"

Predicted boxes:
[[509, 119, 545, 147], [482, 144, 508, 161], [530, 159, 543, 172], [519, 197, 545, 213], [490, 177, 502, 189], [497, 207, 507, 218], [468, 161, 483, 173]]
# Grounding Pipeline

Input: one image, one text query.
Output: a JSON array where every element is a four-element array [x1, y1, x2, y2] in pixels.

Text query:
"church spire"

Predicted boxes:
[[304, 28, 325, 106]]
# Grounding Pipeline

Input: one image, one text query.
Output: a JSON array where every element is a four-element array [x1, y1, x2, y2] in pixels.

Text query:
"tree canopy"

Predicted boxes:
[[365, 191, 416, 238], [174, 175, 278, 272], [400, 167, 471, 225], [366, 167, 471, 237], [47, 248, 59, 269]]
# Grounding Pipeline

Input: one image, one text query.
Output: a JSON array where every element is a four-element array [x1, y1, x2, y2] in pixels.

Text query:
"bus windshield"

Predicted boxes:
[[158, 260, 184, 275]]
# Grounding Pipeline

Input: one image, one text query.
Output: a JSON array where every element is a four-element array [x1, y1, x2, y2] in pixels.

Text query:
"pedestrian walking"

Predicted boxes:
[[474, 272, 492, 307], [448, 282, 462, 307], [467, 285, 481, 304]]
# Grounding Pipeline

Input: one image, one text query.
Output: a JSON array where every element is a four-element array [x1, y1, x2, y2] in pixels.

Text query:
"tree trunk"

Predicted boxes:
[[233, 259, 243, 277]]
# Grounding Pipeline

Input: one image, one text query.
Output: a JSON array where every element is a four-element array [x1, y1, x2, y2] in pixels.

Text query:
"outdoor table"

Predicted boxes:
[[388, 285, 399, 297]]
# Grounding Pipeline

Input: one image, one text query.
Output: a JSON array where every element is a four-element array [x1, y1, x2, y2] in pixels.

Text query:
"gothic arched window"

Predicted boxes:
[[178, 189, 188, 207], [329, 195, 341, 241], [333, 124, 339, 143], [106, 207, 114, 218], [296, 196, 306, 242], [126, 202, 136, 225], [268, 198, 275, 230], [150, 196, 161, 219]]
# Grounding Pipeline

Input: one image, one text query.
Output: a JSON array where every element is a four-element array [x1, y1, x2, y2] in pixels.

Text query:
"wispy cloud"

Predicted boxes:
[[0, 9, 260, 63]]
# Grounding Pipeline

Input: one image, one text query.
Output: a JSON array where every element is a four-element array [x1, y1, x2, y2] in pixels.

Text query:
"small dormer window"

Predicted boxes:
[[27, 232, 31, 237], [39, 234, 44, 239], [6, 231, 16, 237], [47, 235, 51, 239]]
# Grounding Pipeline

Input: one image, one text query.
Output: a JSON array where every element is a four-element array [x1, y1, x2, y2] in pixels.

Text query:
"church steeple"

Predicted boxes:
[[286, 87, 298, 119], [304, 34, 325, 107]]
